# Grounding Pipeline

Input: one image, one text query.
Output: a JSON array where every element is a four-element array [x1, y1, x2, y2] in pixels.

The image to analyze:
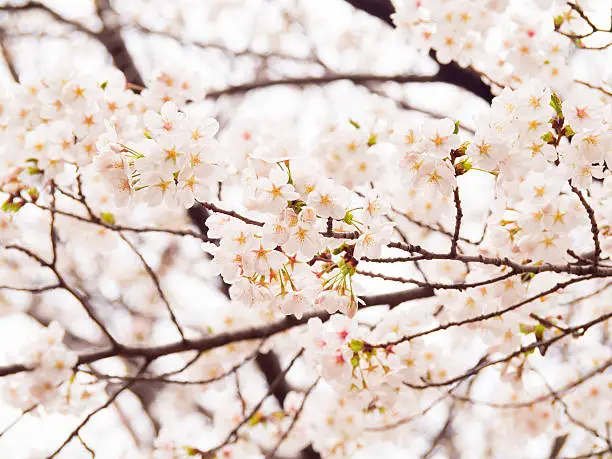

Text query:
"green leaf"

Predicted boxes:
[[349, 119, 361, 129], [349, 339, 364, 352], [367, 133, 377, 146], [100, 81, 108, 90], [1, 200, 23, 213], [520, 272, 535, 283], [453, 120, 460, 135], [27, 187, 39, 201], [248, 411, 263, 426], [343, 211, 354, 225], [549, 92, 563, 118], [541, 131, 555, 144], [350, 354, 360, 369], [519, 323, 534, 334], [100, 212, 116, 225], [454, 157, 472, 176], [332, 243, 348, 255]]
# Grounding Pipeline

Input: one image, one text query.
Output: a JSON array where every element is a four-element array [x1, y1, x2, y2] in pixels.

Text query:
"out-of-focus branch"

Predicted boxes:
[[0, 27, 18, 81], [0, 1, 144, 86], [133, 23, 319, 64], [207, 73, 447, 98], [94, 0, 144, 86], [0, 2, 96, 37], [0, 285, 434, 379]]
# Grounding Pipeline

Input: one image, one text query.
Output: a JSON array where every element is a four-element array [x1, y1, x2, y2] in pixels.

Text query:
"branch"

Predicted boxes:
[[266, 377, 320, 458], [0, 2, 96, 38], [0, 1, 144, 86], [0, 286, 432, 379], [94, 0, 144, 86], [0, 27, 18, 82], [371, 275, 599, 349], [402, 310, 612, 389], [118, 233, 186, 341], [47, 360, 151, 457], [255, 350, 293, 406], [570, 181, 601, 265], [450, 187, 462, 256], [207, 73, 441, 99]]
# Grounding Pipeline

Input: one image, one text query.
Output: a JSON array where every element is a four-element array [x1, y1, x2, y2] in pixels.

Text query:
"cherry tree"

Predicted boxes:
[[0, 0, 610, 457]]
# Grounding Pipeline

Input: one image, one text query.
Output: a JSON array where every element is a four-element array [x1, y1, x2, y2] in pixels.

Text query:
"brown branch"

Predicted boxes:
[[0, 1, 146, 86], [402, 310, 612, 389], [207, 73, 442, 99], [0, 405, 37, 438], [47, 360, 151, 458], [452, 358, 612, 409], [371, 275, 597, 349], [94, 0, 144, 86], [190, 350, 304, 458], [32, 202, 212, 242], [266, 377, 320, 459], [0, 286, 432, 378], [132, 24, 319, 64], [371, 241, 612, 277], [570, 181, 602, 265], [4, 245, 118, 347], [356, 269, 517, 290], [198, 201, 265, 227], [575, 80, 612, 97], [450, 187, 462, 256], [0, 27, 18, 82], [0, 3, 96, 38], [255, 350, 293, 406], [118, 233, 186, 340]]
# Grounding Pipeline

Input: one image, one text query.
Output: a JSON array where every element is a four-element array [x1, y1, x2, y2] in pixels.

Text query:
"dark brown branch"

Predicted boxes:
[[374, 241, 612, 277], [266, 377, 320, 458], [198, 201, 265, 227], [190, 350, 304, 457], [402, 310, 612, 389], [47, 360, 151, 458], [119, 233, 186, 340], [0, 27, 18, 82], [0, 3, 96, 38], [357, 269, 517, 291], [0, 286, 432, 378], [450, 187, 462, 256], [255, 351, 293, 406], [207, 73, 441, 99], [4, 245, 118, 347], [570, 181, 601, 265], [0, 1, 145, 86], [372, 275, 597, 349], [94, 0, 144, 86]]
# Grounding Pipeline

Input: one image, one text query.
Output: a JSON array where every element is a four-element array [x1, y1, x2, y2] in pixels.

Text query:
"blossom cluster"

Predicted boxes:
[[2, 322, 104, 415], [0, 1, 609, 453], [391, 0, 602, 92]]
